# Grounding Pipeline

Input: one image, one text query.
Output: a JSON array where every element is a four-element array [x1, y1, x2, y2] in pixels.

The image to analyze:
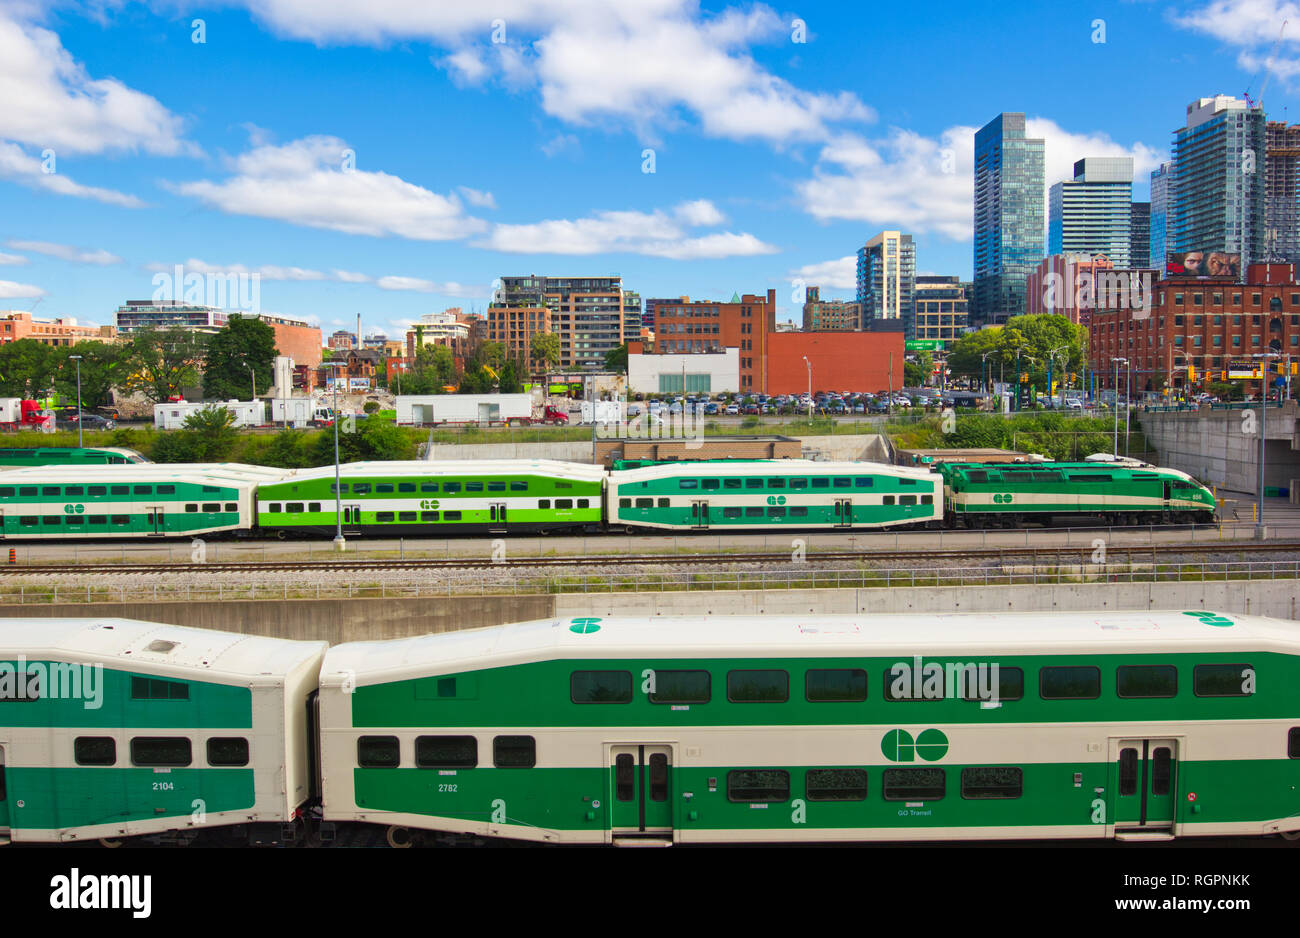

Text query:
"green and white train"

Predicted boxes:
[[3, 611, 1297, 846]]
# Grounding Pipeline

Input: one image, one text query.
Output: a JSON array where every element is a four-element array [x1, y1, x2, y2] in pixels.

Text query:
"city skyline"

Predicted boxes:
[[1, 1, 1297, 337]]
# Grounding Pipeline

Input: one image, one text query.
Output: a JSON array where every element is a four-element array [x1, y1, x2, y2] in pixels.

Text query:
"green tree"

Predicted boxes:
[[309, 415, 413, 464], [122, 327, 207, 403], [53, 341, 126, 409], [604, 343, 628, 374], [202, 314, 278, 400], [530, 332, 561, 374], [0, 339, 59, 398], [152, 405, 239, 463], [261, 429, 311, 468]]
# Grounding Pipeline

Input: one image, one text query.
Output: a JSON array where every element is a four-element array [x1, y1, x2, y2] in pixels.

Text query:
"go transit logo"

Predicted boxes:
[[881, 729, 949, 762]]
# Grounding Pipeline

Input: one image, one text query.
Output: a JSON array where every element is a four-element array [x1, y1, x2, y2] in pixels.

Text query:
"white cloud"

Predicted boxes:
[[797, 120, 1162, 241], [790, 255, 857, 291], [1174, 2, 1300, 91], [332, 269, 372, 283], [8, 240, 121, 265], [0, 279, 45, 298], [223, 1, 870, 145], [0, 13, 191, 156], [540, 133, 581, 157], [457, 186, 497, 209], [168, 136, 488, 240], [143, 259, 485, 296], [0, 141, 145, 207], [0, 251, 27, 265], [375, 276, 485, 297], [477, 199, 777, 257]]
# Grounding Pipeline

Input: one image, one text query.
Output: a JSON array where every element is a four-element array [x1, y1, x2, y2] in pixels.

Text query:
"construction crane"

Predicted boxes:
[[1245, 20, 1288, 110]]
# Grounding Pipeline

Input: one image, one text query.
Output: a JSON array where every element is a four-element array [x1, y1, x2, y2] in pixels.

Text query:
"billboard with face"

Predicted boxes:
[[1165, 251, 1241, 278]]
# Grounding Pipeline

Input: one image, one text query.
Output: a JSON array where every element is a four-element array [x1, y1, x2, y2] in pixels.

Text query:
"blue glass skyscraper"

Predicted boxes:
[[972, 113, 1045, 325]]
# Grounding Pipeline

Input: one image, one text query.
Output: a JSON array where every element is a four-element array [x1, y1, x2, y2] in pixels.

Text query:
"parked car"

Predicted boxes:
[[65, 413, 116, 430]]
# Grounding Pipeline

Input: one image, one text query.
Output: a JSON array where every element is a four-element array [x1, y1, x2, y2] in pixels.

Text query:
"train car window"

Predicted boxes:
[[966, 471, 989, 483], [648, 752, 669, 801], [833, 478, 852, 488], [958, 666, 1024, 702], [790, 507, 808, 517], [724, 478, 742, 489], [65, 486, 84, 496], [884, 664, 946, 701], [207, 738, 250, 767], [723, 506, 742, 518], [488, 482, 506, 492], [577, 499, 589, 508], [679, 479, 699, 490], [18, 487, 36, 496], [415, 736, 477, 769], [745, 478, 764, 489], [42, 486, 60, 496], [357, 736, 400, 768], [268, 504, 282, 513], [1039, 666, 1101, 699], [806, 668, 868, 702], [1193, 663, 1255, 697], [727, 769, 789, 803], [556, 481, 572, 489], [961, 767, 1022, 799], [657, 498, 670, 508], [353, 483, 371, 494], [309, 503, 321, 512], [806, 768, 868, 801], [111, 515, 129, 525], [444, 483, 461, 493], [768, 478, 786, 488], [921, 495, 934, 505], [1116, 665, 1177, 698], [421, 511, 439, 521], [555, 499, 574, 509], [158, 485, 175, 495], [537, 500, 550, 509], [882, 496, 896, 505], [899, 478, 917, 486], [618, 498, 632, 508], [421, 483, 438, 493], [376, 484, 394, 493], [399, 511, 417, 522], [331, 483, 348, 494], [647, 669, 711, 704], [1151, 747, 1172, 796], [376, 512, 395, 523], [702, 479, 720, 490], [616, 753, 634, 800], [571, 670, 633, 703], [745, 507, 763, 517], [202, 503, 221, 512], [811, 478, 829, 489], [133, 485, 152, 495], [466, 482, 484, 492], [88, 516, 106, 525], [444, 510, 462, 520], [131, 677, 189, 700], [74, 737, 116, 766], [854, 477, 874, 488], [88, 486, 106, 496], [899, 495, 917, 506], [19, 517, 37, 527], [65, 516, 84, 526], [42, 517, 60, 525], [131, 737, 192, 767], [399, 482, 417, 493], [493, 735, 535, 768], [0, 487, 12, 497], [727, 670, 789, 703], [789, 478, 808, 489], [225, 503, 237, 512], [505, 480, 525, 492], [882, 768, 946, 801], [767, 506, 786, 518], [637, 498, 655, 509], [1289, 728, 1300, 758], [1118, 747, 1138, 795], [202, 485, 220, 493]]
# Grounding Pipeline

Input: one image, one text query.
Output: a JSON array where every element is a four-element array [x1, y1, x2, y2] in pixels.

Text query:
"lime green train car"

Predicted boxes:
[[256, 460, 607, 537], [0, 618, 326, 845], [939, 459, 1216, 527], [606, 460, 942, 531], [320, 611, 1300, 846]]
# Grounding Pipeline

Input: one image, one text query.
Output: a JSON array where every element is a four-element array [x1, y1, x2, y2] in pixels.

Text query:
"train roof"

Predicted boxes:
[[320, 611, 1299, 684], [608, 459, 937, 482], [267, 459, 608, 483], [0, 463, 290, 484], [0, 617, 326, 683], [938, 461, 1201, 482]]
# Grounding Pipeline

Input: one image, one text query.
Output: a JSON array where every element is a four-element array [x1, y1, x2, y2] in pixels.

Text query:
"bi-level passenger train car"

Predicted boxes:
[[318, 611, 1300, 845], [0, 618, 325, 844], [0, 447, 148, 467]]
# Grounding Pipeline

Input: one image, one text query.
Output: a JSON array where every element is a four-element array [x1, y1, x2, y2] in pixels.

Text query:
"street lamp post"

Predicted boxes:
[[1254, 352, 1279, 539], [1047, 345, 1068, 409], [68, 355, 83, 447], [330, 363, 345, 552], [1112, 358, 1127, 456], [803, 356, 812, 419]]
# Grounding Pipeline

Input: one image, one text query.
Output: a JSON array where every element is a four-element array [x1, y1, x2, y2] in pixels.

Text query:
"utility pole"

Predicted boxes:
[[331, 363, 345, 553], [803, 356, 812, 419], [69, 355, 83, 447]]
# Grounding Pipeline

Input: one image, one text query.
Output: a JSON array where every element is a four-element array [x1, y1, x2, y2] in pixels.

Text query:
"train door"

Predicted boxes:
[[691, 501, 709, 529], [343, 504, 362, 532], [489, 503, 507, 529], [1110, 738, 1178, 838], [0, 745, 9, 834], [608, 744, 673, 843], [834, 499, 852, 527], [145, 506, 165, 536], [0, 507, 5, 538]]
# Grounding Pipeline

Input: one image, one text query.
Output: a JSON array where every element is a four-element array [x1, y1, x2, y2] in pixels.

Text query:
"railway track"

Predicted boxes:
[[3, 539, 1299, 576]]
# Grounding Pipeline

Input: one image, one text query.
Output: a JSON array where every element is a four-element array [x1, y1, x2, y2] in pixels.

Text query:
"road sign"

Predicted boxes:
[[905, 340, 945, 351]]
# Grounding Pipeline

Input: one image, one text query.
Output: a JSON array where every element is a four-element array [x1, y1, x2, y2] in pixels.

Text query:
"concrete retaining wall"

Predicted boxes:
[[1139, 401, 1300, 493], [1, 579, 1294, 642]]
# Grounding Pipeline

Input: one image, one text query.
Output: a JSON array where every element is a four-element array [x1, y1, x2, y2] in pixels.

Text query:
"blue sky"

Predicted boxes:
[[1, 0, 1296, 338]]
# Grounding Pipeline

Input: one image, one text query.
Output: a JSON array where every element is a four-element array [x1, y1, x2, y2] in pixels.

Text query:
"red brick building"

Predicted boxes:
[[653, 290, 776, 392], [766, 331, 905, 395], [1089, 263, 1300, 392]]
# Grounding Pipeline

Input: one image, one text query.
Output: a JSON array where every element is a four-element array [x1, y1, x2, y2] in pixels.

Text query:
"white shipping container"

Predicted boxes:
[[269, 398, 315, 427], [0, 398, 22, 424], [154, 400, 266, 430], [579, 400, 623, 424], [396, 393, 532, 425]]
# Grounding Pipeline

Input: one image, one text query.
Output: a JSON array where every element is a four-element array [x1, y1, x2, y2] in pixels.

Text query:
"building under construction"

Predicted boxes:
[[1266, 121, 1300, 264]]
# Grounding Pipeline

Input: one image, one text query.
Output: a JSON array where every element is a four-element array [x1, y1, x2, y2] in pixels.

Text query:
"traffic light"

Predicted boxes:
[[1221, 370, 1228, 380], [1188, 365, 1196, 381]]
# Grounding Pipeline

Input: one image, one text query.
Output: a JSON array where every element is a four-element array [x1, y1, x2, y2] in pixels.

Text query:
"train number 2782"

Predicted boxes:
[[438, 783, 458, 793]]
